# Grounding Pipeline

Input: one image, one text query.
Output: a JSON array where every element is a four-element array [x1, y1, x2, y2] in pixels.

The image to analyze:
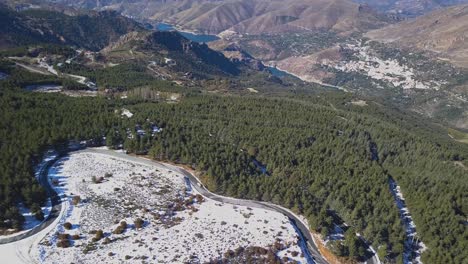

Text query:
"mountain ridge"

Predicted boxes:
[[366, 3, 468, 68]]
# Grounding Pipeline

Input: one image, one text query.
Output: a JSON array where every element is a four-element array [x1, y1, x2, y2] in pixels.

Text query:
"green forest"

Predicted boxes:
[[1, 66, 467, 263]]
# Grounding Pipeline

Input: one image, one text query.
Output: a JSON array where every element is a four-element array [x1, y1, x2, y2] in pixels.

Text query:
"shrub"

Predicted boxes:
[[63, 222, 72, 230], [31, 204, 44, 221], [57, 233, 70, 240], [91, 176, 103, 184], [194, 233, 204, 239], [134, 218, 144, 229], [102, 237, 111, 245], [71, 234, 80, 240], [113, 221, 127, 234], [92, 229, 104, 242], [72, 196, 81, 206], [56, 239, 71, 248], [195, 194, 204, 203]]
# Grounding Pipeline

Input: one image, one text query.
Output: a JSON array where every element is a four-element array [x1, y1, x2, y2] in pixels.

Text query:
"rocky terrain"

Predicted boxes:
[[366, 4, 468, 68], [17, 0, 392, 35], [353, 0, 468, 16]]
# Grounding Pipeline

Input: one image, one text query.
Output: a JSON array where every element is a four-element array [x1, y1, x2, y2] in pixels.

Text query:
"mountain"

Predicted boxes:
[[366, 4, 468, 68], [352, 0, 468, 16], [0, 4, 252, 86], [102, 30, 241, 77], [22, 0, 391, 35], [0, 4, 142, 51]]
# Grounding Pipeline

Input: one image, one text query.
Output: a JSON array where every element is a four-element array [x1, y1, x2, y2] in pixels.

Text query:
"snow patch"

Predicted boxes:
[[33, 151, 307, 263], [389, 178, 426, 264]]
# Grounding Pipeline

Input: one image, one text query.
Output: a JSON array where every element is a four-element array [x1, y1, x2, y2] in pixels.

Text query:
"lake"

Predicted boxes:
[[156, 23, 220, 43], [267, 66, 295, 78]]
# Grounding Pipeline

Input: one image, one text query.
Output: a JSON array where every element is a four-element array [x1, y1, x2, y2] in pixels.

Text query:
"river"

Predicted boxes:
[[156, 23, 220, 43]]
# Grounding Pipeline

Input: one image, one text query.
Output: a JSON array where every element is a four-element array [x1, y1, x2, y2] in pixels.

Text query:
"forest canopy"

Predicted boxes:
[[0, 75, 467, 263]]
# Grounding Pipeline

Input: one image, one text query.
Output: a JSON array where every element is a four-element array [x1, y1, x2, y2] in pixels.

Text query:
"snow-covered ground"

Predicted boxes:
[[30, 151, 307, 263], [0, 151, 57, 239], [0, 71, 8, 80], [389, 178, 426, 264], [25, 84, 62, 93], [121, 108, 133, 118], [332, 43, 442, 90], [37, 58, 58, 76]]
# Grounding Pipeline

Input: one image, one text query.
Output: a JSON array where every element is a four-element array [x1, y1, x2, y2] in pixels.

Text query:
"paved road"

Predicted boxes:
[[0, 148, 378, 264], [0, 154, 63, 245], [84, 148, 329, 264]]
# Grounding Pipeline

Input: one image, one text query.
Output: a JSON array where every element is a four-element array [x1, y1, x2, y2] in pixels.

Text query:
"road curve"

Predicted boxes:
[[1, 148, 378, 264], [84, 148, 329, 264], [0, 154, 64, 245]]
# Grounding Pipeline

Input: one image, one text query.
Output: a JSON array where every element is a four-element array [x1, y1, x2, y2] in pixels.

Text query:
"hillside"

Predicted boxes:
[[366, 4, 468, 68], [223, 0, 389, 35], [102, 30, 241, 77], [25, 0, 391, 35], [0, 5, 142, 51], [149, 0, 389, 35], [353, 0, 468, 16]]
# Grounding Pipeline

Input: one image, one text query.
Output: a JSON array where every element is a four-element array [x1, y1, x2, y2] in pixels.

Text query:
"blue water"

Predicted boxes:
[[156, 23, 174, 31], [267, 66, 294, 78], [156, 23, 219, 43]]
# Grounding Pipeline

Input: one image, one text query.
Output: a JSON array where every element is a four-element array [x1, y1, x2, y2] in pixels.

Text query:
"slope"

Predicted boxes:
[[366, 4, 468, 68]]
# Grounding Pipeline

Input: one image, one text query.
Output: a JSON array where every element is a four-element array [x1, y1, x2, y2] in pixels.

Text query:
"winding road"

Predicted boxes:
[[0, 148, 380, 264], [84, 148, 329, 264], [0, 154, 64, 245]]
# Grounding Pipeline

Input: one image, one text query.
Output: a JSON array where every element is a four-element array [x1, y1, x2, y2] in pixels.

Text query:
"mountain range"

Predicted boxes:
[[5, 0, 391, 35], [0, 4, 142, 51], [366, 3, 468, 68], [353, 0, 468, 16]]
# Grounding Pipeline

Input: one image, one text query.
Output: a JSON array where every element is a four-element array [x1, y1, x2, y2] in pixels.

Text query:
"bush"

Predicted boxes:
[[113, 221, 127, 234], [91, 176, 103, 184], [134, 218, 144, 229], [72, 196, 81, 206], [56, 239, 71, 248], [102, 237, 111, 245], [71, 234, 80, 240], [63, 222, 72, 230], [31, 204, 44, 221], [92, 229, 104, 242], [57, 233, 70, 240]]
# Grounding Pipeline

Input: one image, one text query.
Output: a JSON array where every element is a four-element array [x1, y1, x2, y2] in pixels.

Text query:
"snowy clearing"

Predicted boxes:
[[0, 71, 8, 80], [389, 178, 426, 264], [30, 150, 307, 263], [120, 108, 134, 118]]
